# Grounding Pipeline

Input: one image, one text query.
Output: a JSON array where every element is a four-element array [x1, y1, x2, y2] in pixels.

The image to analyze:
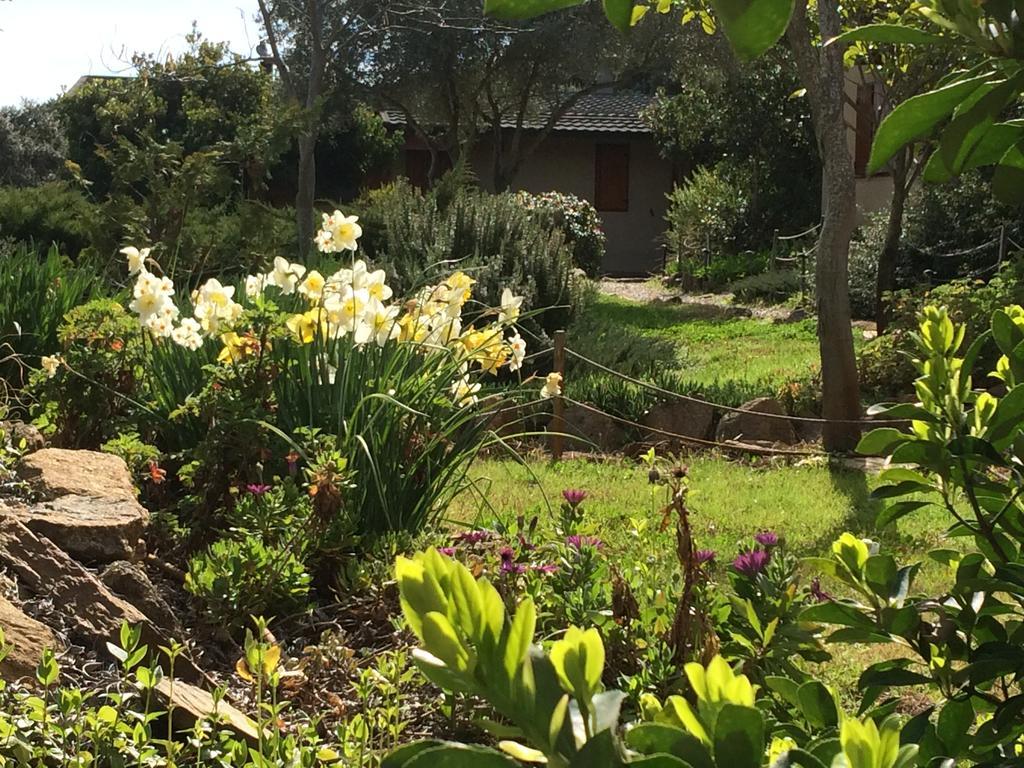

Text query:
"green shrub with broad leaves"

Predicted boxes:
[[384, 547, 918, 768]]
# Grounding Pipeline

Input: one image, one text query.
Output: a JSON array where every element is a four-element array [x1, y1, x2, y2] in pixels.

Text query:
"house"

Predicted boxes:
[[845, 68, 893, 221], [382, 92, 674, 276]]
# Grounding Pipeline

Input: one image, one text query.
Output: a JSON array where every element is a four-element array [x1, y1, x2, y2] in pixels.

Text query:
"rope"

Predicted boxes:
[[563, 398, 825, 457], [907, 238, 998, 260], [776, 223, 822, 242], [564, 346, 906, 427]]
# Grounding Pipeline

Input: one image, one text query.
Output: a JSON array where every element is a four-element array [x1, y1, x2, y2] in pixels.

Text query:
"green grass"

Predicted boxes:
[[568, 293, 828, 390], [448, 455, 959, 698]]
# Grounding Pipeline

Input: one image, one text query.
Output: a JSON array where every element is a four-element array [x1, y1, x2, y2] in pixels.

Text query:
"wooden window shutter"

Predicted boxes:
[[595, 143, 630, 212]]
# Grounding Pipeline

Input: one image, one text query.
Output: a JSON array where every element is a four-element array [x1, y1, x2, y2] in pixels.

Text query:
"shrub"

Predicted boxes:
[[0, 240, 103, 393], [0, 101, 67, 187], [0, 182, 109, 258], [847, 232, 879, 320], [729, 269, 801, 303], [186, 536, 312, 628], [665, 166, 747, 277], [515, 190, 606, 277], [352, 179, 586, 343]]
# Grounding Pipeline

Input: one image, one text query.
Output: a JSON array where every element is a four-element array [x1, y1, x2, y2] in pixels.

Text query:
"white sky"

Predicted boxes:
[[0, 1, 262, 106]]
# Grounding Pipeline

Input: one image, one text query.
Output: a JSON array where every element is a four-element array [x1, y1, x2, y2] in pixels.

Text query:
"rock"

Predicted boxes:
[[155, 678, 263, 743], [715, 397, 797, 445], [792, 408, 823, 444], [776, 306, 809, 324], [557, 404, 626, 453], [0, 514, 199, 682], [1, 421, 45, 453], [101, 561, 181, 637], [641, 400, 715, 450], [724, 305, 754, 319], [14, 449, 147, 563], [17, 448, 138, 503], [0, 594, 60, 681]]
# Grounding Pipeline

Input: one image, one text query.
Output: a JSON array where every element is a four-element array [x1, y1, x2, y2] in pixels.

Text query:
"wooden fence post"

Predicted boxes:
[[551, 329, 566, 462]]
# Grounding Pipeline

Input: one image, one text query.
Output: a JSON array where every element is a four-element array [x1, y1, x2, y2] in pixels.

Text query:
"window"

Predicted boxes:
[[595, 143, 629, 212]]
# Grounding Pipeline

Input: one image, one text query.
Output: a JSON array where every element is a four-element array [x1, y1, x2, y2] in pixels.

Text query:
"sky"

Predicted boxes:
[[0, 1, 262, 106]]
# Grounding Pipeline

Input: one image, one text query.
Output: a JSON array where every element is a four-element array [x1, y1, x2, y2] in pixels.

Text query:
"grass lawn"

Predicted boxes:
[[569, 292, 835, 390], [448, 454, 956, 701]]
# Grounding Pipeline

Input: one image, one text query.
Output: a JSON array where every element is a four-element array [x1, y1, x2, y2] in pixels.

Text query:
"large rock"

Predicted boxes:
[[101, 561, 181, 637], [0, 594, 60, 681], [15, 449, 147, 563], [557, 404, 627, 453], [0, 515, 199, 682], [641, 401, 715, 450], [17, 448, 138, 503], [715, 397, 797, 445]]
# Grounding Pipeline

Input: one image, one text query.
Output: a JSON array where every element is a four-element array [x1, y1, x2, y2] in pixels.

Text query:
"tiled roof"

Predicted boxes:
[[381, 90, 653, 134]]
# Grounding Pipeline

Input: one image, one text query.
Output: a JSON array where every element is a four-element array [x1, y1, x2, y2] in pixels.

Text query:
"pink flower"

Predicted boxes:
[[733, 549, 771, 577], [437, 546, 456, 557], [694, 549, 716, 565], [754, 531, 779, 548], [533, 563, 559, 574], [499, 547, 526, 574], [246, 483, 272, 496], [454, 530, 492, 545], [561, 489, 588, 507], [566, 535, 604, 550], [809, 578, 833, 603]]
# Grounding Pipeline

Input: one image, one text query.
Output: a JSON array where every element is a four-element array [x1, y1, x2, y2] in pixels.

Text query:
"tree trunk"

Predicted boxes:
[[875, 152, 909, 333], [786, 0, 861, 452], [296, 132, 317, 255]]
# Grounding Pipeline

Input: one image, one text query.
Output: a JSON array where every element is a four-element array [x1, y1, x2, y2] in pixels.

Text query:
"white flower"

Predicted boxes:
[[368, 299, 401, 347], [267, 257, 307, 295], [171, 318, 204, 350], [120, 246, 151, 275], [316, 211, 362, 253], [540, 372, 562, 399], [130, 291, 171, 322], [507, 331, 526, 372], [245, 273, 268, 299], [499, 288, 524, 324], [451, 374, 481, 408], [298, 270, 326, 302], [196, 278, 234, 308], [365, 268, 392, 302], [145, 313, 175, 338], [40, 354, 62, 379]]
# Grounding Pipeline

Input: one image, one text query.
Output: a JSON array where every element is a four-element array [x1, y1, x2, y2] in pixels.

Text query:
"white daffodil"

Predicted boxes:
[[316, 211, 362, 253], [196, 278, 235, 309], [133, 270, 164, 299], [298, 270, 327, 302], [540, 372, 562, 399], [130, 291, 170, 322], [365, 268, 392, 301], [368, 299, 401, 347], [40, 354, 62, 379], [120, 246, 151, 275], [499, 288, 524, 324], [171, 318, 204, 350], [245, 273, 268, 299], [267, 256, 307, 295], [145, 313, 175, 338], [507, 331, 526, 372], [451, 374, 481, 408]]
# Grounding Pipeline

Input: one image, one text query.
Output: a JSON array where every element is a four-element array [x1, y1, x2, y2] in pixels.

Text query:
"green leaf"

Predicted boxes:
[[626, 723, 714, 768], [766, 676, 801, 708], [401, 743, 523, 768], [938, 72, 1024, 178], [859, 662, 932, 688], [856, 428, 911, 456], [483, 0, 585, 20], [828, 23, 949, 45], [868, 73, 993, 174], [937, 698, 973, 756], [801, 601, 876, 630], [772, 748, 828, 768], [602, 0, 633, 31], [926, 122, 1024, 181], [707, 0, 795, 60], [569, 728, 625, 768], [877, 500, 932, 528], [502, 598, 535, 684], [713, 704, 765, 768], [796, 681, 838, 729], [993, 138, 1024, 205], [383, 741, 448, 768], [865, 402, 938, 422]]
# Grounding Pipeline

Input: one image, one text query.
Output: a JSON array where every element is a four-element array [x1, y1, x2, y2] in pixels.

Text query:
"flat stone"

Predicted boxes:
[[155, 678, 263, 742], [17, 448, 138, 503], [14, 449, 147, 563], [641, 400, 715, 450], [0, 594, 60, 681], [101, 561, 181, 636], [0, 514, 199, 682], [716, 397, 797, 445]]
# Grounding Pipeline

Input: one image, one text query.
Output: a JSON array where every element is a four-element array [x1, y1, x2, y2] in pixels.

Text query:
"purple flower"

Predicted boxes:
[[565, 535, 604, 550], [733, 549, 771, 577], [562, 489, 588, 507], [754, 531, 779, 548], [694, 549, 716, 566], [454, 529, 492, 545], [533, 563, 559, 574], [437, 546, 457, 557], [809, 578, 833, 603], [246, 483, 272, 496], [499, 547, 526, 574], [517, 534, 536, 552]]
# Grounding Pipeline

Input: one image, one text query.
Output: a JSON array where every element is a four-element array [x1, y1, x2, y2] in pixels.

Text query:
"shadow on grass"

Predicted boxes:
[[802, 465, 881, 557]]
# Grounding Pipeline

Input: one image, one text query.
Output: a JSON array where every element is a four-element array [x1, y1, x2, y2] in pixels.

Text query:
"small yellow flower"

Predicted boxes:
[[445, 271, 476, 305], [217, 332, 263, 364], [286, 310, 324, 344], [40, 354, 63, 379]]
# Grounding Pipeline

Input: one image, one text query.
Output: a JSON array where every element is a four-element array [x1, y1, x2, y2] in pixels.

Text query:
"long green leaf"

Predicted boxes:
[[828, 23, 949, 45], [709, 0, 794, 60], [483, 0, 585, 20], [868, 72, 993, 174]]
